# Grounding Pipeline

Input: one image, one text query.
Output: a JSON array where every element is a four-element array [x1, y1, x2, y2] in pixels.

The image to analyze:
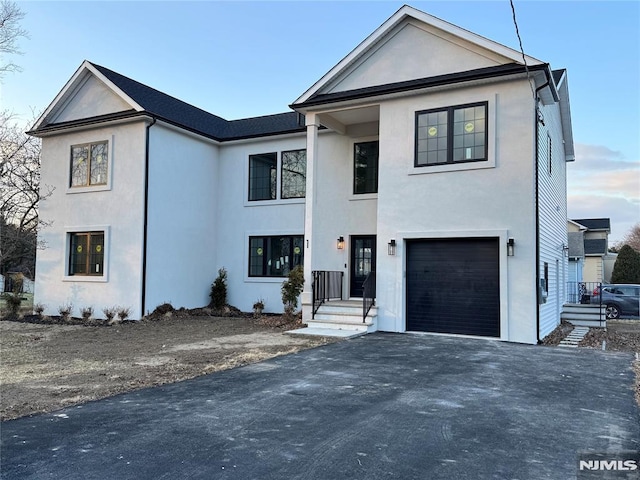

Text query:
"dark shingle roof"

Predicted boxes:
[[89, 63, 304, 141], [572, 218, 611, 231], [584, 239, 607, 255]]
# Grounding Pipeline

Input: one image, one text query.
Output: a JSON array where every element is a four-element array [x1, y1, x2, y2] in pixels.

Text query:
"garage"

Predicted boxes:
[[406, 238, 500, 337]]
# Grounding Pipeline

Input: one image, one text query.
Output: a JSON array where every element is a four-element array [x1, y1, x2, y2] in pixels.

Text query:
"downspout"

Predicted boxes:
[[534, 81, 549, 343], [141, 117, 156, 318]]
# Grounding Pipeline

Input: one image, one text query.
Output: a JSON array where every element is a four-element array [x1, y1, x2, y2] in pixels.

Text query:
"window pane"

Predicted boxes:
[[249, 237, 265, 276], [416, 110, 447, 166], [281, 149, 306, 199], [70, 146, 89, 187], [354, 141, 379, 194], [89, 233, 104, 274], [90, 142, 108, 185], [249, 153, 277, 201], [70, 233, 88, 274], [452, 104, 486, 162]]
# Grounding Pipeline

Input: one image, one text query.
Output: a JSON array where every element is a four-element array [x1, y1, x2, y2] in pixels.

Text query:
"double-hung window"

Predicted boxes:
[[70, 141, 108, 187], [69, 232, 104, 276], [353, 141, 379, 194], [415, 102, 487, 167], [249, 235, 304, 277]]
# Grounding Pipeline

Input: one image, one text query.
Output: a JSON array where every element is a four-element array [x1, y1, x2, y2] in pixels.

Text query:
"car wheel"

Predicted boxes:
[[605, 304, 621, 320]]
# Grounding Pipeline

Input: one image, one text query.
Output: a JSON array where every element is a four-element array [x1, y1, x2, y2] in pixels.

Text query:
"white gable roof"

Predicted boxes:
[[294, 5, 543, 105]]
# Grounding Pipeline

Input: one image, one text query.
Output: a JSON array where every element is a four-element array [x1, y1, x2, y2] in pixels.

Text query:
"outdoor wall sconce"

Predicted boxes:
[[507, 238, 515, 257], [562, 243, 569, 256], [337, 236, 345, 250], [388, 239, 397, 256]]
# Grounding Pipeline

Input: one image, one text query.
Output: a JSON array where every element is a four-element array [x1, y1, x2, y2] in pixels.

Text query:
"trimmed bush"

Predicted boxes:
[[210, 268, 228, 309], [611, 245, 640, 283]]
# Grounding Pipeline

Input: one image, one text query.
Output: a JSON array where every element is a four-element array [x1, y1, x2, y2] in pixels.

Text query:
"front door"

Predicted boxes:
[[350, 235, 376, 298]]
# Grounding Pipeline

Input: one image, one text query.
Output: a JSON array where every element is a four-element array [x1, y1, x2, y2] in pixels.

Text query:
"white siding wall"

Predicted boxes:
[[35, 121, 147, 319], [537, 99, 570, 338], [216, 135, 307, 313], [144, 124, 220, 313]]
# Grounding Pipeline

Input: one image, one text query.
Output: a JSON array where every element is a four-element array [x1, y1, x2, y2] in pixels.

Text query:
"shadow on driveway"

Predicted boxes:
[[2, 333, 639, 479]]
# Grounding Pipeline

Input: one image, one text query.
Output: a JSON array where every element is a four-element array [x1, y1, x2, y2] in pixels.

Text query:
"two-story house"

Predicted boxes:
[[29, 5, 573, 344]]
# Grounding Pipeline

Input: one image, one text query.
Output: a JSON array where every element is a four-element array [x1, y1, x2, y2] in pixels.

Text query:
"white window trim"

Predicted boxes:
[[408, 96, 496, 176], [66, 136, 114, 194], [62, 225, 111, 282]]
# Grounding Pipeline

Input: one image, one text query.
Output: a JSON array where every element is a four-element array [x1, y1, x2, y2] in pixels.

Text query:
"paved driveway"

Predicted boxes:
[[1, 334, 638, 479]]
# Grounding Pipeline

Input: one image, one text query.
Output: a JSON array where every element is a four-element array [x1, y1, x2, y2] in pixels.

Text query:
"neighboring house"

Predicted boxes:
[[567, 220, 586, 287], [29, 5, 573, 344], [571, 218, 615, 283]]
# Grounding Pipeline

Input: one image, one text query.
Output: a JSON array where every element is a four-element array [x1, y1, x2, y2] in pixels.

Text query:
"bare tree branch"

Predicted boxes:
[[0, 0, 27, 77]]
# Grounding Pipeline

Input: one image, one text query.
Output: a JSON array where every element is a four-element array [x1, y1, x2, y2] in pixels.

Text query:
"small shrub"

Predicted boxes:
[[58, 303, 73, 321], [281, 266, 304, 319], [611, 245, 640, 284], [117, 306, 131, 322], [80, 306, 93, 321], [210, 267, 228, 310], [102, 307, 116, 322], [153, 303, 175, 315], [253, 299, 265, 317], [3, 293, 22, 316], [33, 303, 45, 317]]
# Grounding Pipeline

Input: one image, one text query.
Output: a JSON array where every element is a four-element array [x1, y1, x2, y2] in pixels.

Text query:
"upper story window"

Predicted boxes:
[[70, 141, 108, 187], [281, 149, 306, 199], [249, 152, 277, 201], [248, 150, 307, 202], [354, 141, 379, 194], [415, 102, 487, 167], [69, 231, 104, 276]]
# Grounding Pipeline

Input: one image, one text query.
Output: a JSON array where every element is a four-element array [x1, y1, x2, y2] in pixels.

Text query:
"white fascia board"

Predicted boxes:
[[292, 5, 543, 106], [557, 73, 575, 162], [31, 60, 142, 132]]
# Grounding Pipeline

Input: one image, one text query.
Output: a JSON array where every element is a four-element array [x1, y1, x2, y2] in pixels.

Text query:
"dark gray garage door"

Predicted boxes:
[[406, 238, 500, 337]]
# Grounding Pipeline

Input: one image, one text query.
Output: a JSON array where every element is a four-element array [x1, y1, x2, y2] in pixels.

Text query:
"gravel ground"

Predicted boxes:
[[0, 313, 339, 421]]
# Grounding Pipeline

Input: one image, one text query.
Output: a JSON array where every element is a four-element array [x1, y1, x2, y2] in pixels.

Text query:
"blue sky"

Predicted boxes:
[[2, 0, 639, 243]]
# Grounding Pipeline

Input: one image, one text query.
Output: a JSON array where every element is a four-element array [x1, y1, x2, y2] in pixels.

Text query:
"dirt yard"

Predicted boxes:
[[0, 315, 338, 421]]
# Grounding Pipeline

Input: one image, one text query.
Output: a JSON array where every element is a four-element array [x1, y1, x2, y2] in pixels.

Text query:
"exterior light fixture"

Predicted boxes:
[[562, 243, 569, 256], [388, 239, 397, 256], [337, 236, 345, 250], [507, 238, 515, 257]]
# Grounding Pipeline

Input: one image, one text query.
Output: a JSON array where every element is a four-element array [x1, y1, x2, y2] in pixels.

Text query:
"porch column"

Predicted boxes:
[[301, 113, 320, 321]]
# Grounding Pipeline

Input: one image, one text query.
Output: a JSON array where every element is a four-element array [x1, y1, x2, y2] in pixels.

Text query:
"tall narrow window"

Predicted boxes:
[[547, 133, 552, 174], [69, 232, 104, 276], [416, 102, 487, 167], [281, 149, 306, 199], [353, 141, 379, 194], [248, 153, 277, 201], [70, 141, 108, 187]]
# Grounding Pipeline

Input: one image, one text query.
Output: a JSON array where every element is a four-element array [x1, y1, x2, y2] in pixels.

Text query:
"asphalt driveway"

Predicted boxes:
[[1, 333, 638, 479]]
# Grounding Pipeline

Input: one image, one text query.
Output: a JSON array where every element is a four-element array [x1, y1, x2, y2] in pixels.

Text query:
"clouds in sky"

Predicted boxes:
[[568, 143, 639, 244]]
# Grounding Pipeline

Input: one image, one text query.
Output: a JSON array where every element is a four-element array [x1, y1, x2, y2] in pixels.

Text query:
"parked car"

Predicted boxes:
[[591, 284, 640, 319]]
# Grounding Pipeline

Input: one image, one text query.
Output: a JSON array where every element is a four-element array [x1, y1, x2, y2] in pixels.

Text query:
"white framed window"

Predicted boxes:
[[63, 226, 110, 282]]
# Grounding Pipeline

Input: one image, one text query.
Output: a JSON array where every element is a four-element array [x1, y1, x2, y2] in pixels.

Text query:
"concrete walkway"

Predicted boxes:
[[1, 334, 638, 479]]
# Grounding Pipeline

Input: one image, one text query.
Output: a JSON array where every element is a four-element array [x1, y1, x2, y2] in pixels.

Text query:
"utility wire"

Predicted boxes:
[[509, 0, 536, 101]]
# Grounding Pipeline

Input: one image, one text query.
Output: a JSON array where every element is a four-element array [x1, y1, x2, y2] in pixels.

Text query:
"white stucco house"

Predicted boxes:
[[29, 5, 573, 344]]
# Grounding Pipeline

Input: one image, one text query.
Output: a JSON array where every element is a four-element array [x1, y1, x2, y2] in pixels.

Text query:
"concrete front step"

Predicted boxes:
[[561, 303, 606, 328], [305, 300, 377, 333], [285, 327, 367, 339]]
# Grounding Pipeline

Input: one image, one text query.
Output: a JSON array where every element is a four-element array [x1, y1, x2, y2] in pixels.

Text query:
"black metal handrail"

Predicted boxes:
[[566, 281, 603, 321], [362, 271, 376, 323], [312, 270, 343, 319]]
